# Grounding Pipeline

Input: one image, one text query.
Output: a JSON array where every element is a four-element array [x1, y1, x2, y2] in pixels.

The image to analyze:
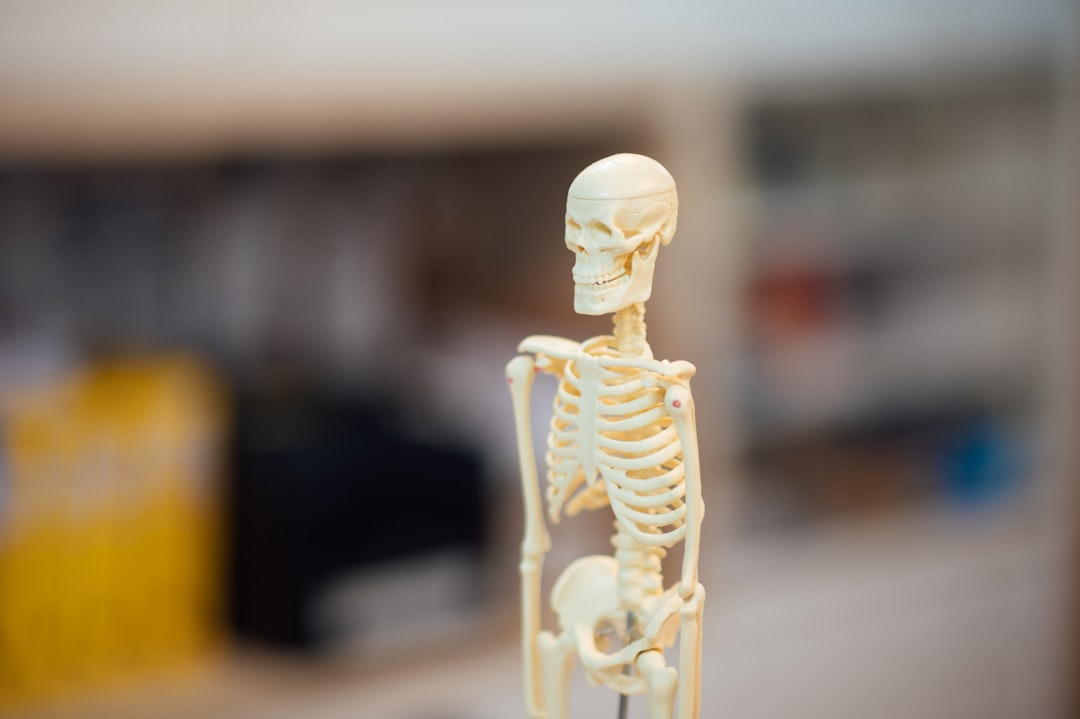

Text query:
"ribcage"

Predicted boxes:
[[544, 341, 687, 548]]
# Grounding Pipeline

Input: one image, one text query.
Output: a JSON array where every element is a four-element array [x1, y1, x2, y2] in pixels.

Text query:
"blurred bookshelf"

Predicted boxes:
[[735, 70, 1054, 530]]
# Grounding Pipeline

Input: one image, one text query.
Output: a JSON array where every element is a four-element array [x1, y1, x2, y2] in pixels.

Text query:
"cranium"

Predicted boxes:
[[565, 154, 678, 316]]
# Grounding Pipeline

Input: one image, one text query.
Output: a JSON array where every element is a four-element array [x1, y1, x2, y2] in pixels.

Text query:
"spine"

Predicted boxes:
[[612, 520, 666, 607], [613, 303, 651, 358]]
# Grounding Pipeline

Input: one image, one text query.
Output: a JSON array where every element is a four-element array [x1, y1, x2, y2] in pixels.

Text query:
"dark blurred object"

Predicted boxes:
[[227, 377, 487, 651]]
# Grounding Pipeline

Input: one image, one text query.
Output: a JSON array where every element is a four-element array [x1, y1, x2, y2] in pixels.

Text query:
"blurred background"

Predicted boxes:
[[0, 1, 1077, 717]]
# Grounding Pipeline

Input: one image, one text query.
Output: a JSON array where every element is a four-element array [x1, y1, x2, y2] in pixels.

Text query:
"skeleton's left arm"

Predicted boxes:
[[665, 382, 704, 599]]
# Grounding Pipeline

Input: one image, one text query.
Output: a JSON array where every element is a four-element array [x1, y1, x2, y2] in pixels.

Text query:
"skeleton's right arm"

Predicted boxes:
[[506, 354, 550, 560], [506, 354, 548, 718]]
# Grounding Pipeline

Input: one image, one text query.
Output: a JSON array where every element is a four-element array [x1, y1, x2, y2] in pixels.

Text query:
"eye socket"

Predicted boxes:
[[566, 216, 581, 230], [588, 221, 612, 237]]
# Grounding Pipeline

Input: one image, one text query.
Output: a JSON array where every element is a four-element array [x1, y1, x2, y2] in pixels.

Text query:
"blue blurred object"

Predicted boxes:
[[936, 418, 1024, 509]]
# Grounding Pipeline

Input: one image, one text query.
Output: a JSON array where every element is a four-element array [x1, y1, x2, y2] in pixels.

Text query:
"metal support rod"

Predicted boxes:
[[617, 610, 635, 719]]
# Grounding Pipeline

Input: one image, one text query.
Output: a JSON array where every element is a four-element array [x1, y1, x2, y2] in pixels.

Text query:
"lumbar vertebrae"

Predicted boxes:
[[508, 154, 705, 719]]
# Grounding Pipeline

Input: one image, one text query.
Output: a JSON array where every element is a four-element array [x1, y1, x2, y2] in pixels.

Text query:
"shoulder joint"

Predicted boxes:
[[665, 384, 694, 415]]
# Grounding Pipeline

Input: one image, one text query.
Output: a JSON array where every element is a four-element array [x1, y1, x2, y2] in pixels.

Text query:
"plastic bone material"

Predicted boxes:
[[507, 154, 705, 719]]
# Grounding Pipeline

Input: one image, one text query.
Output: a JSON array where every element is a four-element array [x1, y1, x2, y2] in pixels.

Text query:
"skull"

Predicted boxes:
[[565, 154, 678, 316]]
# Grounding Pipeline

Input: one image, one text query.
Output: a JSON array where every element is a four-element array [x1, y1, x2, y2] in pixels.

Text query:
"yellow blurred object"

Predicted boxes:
[[0, 357, 225, 710]]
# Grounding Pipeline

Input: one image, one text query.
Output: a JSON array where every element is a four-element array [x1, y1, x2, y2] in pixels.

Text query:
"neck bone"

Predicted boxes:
[[612, 303, 652, 359]]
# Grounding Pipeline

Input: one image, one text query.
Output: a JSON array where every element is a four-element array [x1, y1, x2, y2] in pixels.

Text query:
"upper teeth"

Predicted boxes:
[[574, 269, 626, 288]]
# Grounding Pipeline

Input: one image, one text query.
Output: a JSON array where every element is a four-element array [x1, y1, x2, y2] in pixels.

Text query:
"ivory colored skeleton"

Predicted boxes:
[[507, 154, 705, 719]]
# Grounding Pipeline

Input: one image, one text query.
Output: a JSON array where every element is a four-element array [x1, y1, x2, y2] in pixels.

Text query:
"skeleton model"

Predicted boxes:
[[507, 154, 704, 719]]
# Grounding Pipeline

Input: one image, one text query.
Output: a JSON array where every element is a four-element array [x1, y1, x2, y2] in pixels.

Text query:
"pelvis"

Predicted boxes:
[[550, 555, 682, 694]]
